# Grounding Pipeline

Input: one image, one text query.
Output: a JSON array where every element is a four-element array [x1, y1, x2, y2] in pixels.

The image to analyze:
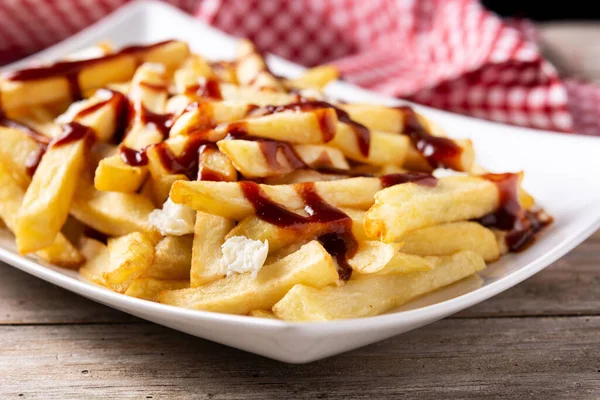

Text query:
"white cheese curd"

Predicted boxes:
[[148, 198, 196, 236], [219, 236, 269, 278], [432, 168, 468, 178]]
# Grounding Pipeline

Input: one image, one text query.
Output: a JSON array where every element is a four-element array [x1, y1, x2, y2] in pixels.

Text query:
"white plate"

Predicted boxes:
[[2, 0, 599, 363]]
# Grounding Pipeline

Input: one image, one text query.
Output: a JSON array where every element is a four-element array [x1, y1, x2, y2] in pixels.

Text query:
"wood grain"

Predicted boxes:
[[0, 318, 599, 399], [1, 231, 598, 324]]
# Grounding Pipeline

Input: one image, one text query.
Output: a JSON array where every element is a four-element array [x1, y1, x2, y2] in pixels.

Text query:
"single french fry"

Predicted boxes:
[[127, 62, 168, 116], [159, 240, 338, 314], [248, 310, 279, 319], [236, 39, 284, 91], [125, 278, 189, 301], [103, 232, 155, 293], [71, 182, 158, 238], [273, 251, 485, 321], [341, 104, 405, 133], [173, 55, 215, 94], [190, 212, 235, 287], [57, 89, 131, 141], [140, 40, 190, 73], [330, 124, 410, 166], [170, 101, 252, 137], [286, 65, 339, 90], [365, 176, 500, 242], [197, 144, 238, 182], [400, 222, 500, 262], [16, 130, 89, 253], [216, 108, 338, 144], [0, 161, 84, 267], [217, 140, 349, 178], [78, 238, 112, 286], [141, 235, 193, 280], [170, 177, 389, 220], [0, 126, 42, 188], [94, 154, 147, 192]]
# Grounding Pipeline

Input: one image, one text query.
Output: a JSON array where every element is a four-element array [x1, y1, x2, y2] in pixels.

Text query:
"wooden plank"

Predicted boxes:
[[0, 263, 138, 324], [1, 231, 598, 324], [0, 317, 598, 399]]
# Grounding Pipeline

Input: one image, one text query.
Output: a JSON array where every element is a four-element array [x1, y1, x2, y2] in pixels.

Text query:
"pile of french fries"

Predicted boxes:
[[0, 38, 552, 322]]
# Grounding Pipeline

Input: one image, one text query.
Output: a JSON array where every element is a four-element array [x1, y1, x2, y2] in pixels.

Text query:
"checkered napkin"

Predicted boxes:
[[1, 0, 599, 135]]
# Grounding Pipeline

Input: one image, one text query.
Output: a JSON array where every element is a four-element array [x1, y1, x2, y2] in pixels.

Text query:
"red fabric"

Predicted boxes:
[[1, 0, 599, 136]]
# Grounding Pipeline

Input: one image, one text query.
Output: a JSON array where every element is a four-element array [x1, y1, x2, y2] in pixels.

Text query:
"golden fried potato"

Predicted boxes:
[[273, 251, 485, 321], [159, 241, 338, 314]]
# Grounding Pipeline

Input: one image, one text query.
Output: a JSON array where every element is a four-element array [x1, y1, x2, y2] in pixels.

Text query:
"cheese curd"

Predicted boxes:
[[148, 198, 196, 236], [219, 236, 269, 278]]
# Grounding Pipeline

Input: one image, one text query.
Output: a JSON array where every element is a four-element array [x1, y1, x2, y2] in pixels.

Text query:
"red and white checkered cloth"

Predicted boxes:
[[1, 0, 599, 135]]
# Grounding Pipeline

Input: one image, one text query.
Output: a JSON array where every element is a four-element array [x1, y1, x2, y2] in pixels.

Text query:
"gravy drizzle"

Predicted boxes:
[[185, 78, 223, 100], [478, 173, 553, 252], [398, 106, 463, 170], [153, 132, 210, 180], [4, 40, 175, 101], [0, 116, 50, 176], [240, 181, 356, 281]]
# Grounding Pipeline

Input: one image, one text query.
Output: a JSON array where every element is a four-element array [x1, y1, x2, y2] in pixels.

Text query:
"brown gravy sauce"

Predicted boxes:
[[4, 40, 175, 101], [478, 173, 553, 252], [397, 106, 463, 170], [240, 181, 356, 281]]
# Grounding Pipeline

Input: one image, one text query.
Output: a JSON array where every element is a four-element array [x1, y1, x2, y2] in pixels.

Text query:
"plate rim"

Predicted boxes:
[[1, 0, 599, 334]]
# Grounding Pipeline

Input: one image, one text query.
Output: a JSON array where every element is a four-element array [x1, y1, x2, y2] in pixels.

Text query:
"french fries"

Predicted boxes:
[[104, 232, 155, 293], [125, 278, 189, 301], [170, 177, 392, 220], [364, 176, 500, 242], [159, 241, 338, 314], [217, 140, 349, 178], [273, 251, 485, 321], [400, 222, 500, 262], [190, 212, 235, 286], [16, 127, 89, 253], [0, 126, 43, 188], [0, 161, 84, 267], [141, 235, 193, 280], [0, 38, 552, 322]]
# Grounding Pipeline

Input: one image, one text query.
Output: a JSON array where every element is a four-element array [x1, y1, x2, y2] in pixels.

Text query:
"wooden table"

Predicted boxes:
[[0, 230, 598, 399]]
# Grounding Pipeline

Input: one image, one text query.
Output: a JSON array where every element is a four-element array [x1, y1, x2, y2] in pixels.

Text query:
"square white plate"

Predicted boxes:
[[2, 0, 599, 363]]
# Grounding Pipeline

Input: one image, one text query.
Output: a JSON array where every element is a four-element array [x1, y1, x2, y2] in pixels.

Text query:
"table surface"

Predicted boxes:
[[0, 230, 598, 399]]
